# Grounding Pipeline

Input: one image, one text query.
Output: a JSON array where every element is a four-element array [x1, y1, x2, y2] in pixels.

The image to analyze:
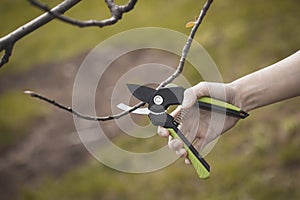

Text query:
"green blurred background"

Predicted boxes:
[[0, 0, 300, 199]]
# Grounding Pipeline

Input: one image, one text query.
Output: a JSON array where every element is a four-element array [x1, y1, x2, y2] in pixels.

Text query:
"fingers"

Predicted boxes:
[[157, 126, 169, 137], [168, 136, 187, 158], [179, 108, 201, 143], [181, 88, 197, 109], [183, 137, 206, 165], [192, 81, 228, 101], [168, 136, 183, 150], [165, 132, 207, 166], [185, 158, 191, 165], [182, 82, 229, 110], [171, 105, 182, 117], [157, 106, 182, 137], [157, 128, 188, 161], [182, 82, 210, 109], [176, 149, 187, 158]]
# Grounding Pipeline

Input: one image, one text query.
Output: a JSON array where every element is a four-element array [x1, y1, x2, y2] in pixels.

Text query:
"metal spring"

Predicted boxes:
[[174, 108, 190, 125]]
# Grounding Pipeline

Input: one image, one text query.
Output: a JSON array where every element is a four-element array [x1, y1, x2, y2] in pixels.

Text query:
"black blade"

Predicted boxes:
[[127, 84, 156, 104]]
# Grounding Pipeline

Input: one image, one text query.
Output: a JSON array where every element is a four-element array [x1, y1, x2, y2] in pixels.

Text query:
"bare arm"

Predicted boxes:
[[158, 50, 300, 163], [230, 50, 300, 112]]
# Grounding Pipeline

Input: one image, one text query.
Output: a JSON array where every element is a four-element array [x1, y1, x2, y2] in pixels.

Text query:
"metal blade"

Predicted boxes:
[[127, 84, 156, 104], [117, 103, 150, 115]]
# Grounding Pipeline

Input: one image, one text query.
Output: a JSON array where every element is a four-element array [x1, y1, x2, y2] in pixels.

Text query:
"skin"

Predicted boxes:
[[157, 50, 300, 164]]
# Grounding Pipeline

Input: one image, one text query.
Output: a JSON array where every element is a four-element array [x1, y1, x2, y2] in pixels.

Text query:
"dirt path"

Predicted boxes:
[[0, 49, 178, 199], [0, 52, 90, 199]]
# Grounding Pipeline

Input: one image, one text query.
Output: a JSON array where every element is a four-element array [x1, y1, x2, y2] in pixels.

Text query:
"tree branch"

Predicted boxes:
[[25, 0, 214, 121], [0, 43, 14, 67], [157, 0, 213, 89], [24, 91, 145, 121], [0, 0, 138, 68], [28, 0, 138, 28], [0, 0, 81, 68]]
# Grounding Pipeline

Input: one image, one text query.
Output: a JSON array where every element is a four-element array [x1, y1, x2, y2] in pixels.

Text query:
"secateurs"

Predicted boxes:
[[118, 84, 249, 179]]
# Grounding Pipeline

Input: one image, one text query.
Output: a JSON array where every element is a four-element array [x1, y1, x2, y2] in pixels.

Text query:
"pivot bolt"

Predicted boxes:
[[153, 95, 163, 105]]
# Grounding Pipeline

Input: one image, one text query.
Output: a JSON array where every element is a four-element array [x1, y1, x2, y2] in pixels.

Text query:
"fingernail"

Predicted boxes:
[[176, 149, 187, 157], [173, 140, 183, 150], [184, 158, 191, 165], [157, 127, 168, 137], [169, 139, 182, 150]]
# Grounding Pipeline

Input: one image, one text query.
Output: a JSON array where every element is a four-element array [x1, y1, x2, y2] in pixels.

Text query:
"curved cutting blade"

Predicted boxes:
[[127, 84, 156, 104], [117, 103, 150, 115]]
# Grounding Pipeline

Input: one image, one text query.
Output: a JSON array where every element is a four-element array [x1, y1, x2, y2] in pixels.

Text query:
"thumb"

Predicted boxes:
[[181, 88, 197, 109], [182, 82, 213, 109]]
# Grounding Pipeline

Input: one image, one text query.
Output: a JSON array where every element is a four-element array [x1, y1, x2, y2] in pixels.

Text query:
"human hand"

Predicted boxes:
[[157, 82, 244, 164]]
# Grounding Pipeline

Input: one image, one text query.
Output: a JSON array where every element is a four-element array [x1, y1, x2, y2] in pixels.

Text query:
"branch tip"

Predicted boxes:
[[24, 90, 33, 95], [29, 0, 138, 28]]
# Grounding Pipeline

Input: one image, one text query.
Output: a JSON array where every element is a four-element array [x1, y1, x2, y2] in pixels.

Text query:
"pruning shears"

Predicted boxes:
[[118, 84, 249, 179]]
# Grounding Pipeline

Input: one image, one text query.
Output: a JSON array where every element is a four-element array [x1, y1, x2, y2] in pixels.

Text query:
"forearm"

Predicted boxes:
[[230, 50, 300, 112]]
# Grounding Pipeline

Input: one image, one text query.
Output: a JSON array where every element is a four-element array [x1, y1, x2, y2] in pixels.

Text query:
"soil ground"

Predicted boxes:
[[0, 49, 178, 199]]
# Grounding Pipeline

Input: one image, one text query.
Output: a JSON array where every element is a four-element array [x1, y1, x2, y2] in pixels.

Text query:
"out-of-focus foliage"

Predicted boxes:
[[0, 91, 48, 151], [22, 122, 300, 200], [0, 0, 299, 199]]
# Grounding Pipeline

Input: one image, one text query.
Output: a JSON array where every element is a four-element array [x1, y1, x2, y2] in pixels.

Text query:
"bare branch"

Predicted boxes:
[[29, 0, 138, 28], [0, 0, 138, 68], [24, 91, 145, 121], [0, 43, 14, 67], [0, 0, 81, 68], [157, 0, 213, 89], [26, 0, 214, 121]]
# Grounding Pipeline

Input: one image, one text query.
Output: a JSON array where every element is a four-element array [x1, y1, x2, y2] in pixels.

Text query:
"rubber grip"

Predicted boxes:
[[168, 128, 210, 179], [197, 97, 249, 119]]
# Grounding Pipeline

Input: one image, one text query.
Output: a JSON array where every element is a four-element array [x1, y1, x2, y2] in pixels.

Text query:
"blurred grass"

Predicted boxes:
[[0, 90, 48, 151], [22, 123, 300, 200], [0, 0, 202, 74], [0, 0, 300, 199], [1, 0, 299, 75]]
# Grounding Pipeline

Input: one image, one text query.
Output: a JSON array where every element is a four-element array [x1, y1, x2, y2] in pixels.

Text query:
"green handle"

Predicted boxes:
[[197, 97, 249, 118], [168, 128, 210, 179], [165, 98, 248, 179]]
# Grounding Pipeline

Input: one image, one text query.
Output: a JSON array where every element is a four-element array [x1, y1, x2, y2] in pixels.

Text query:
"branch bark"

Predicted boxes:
[[157, 0, 213, 89], [0, 0, 81, 68], [0, 0, 138, 68], [25, 0, 214, 121], [29, 0, 138, 28], [24, 91, 145, 121]]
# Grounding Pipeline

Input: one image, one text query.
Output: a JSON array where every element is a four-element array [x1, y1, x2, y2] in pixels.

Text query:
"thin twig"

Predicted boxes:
[[24, 91, 145, 121], [0, 0, 81, 68], [0, 44, 14, 67], [29, 0, 138, 28], [157, 0, 213, 89], [0, 0, 138, 68], [25, 0, 214, 121]]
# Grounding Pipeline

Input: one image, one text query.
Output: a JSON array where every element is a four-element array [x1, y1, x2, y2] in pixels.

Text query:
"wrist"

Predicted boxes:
[[227, 80, 264, 113]]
